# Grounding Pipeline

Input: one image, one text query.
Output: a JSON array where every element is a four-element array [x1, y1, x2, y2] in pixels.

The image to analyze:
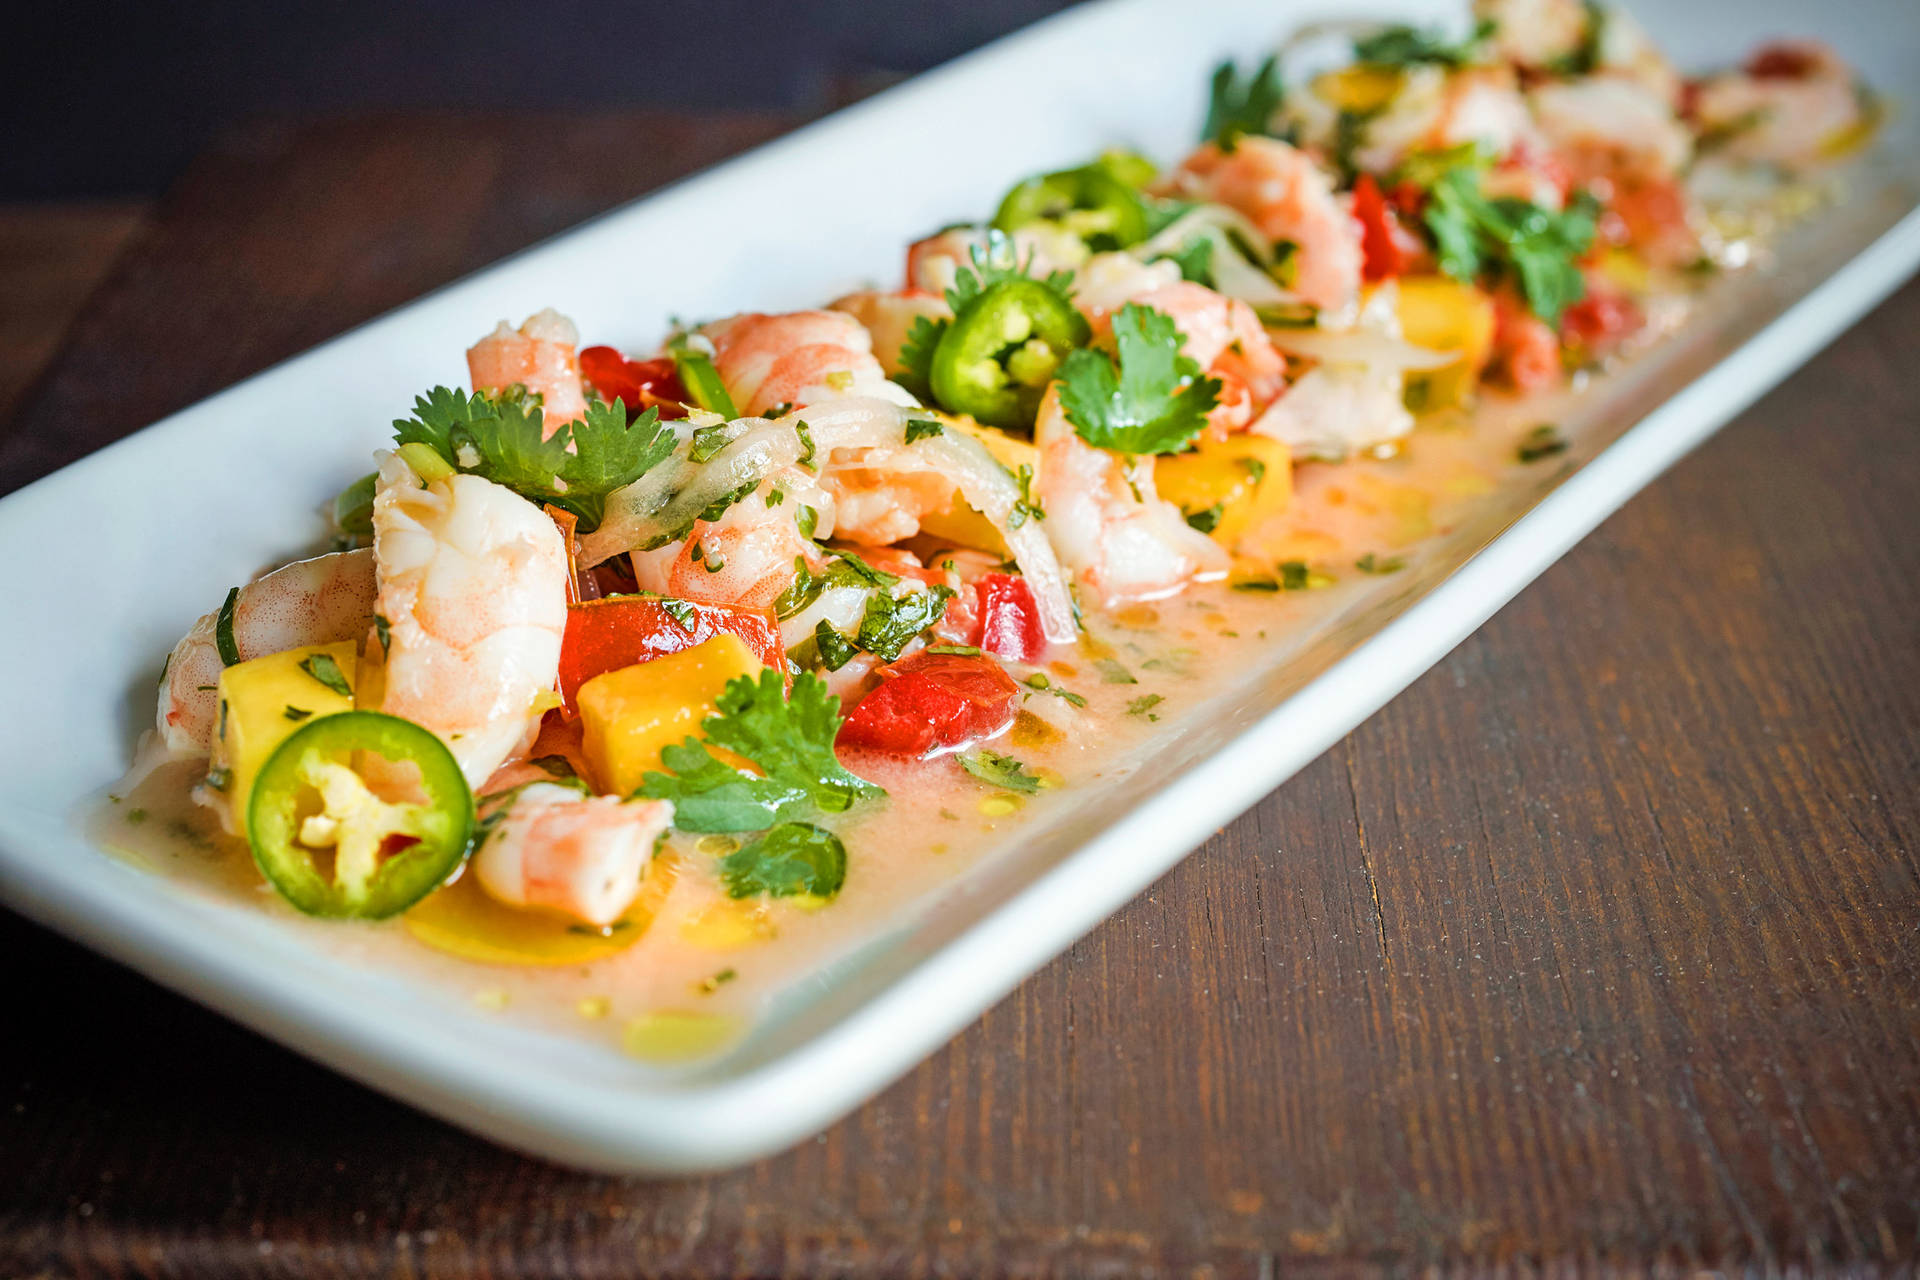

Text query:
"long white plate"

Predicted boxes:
[[1, 0, 1917, 1174]]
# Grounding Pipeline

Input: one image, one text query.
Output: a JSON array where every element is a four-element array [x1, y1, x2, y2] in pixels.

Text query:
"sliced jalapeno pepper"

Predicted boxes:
[[930, 279, 1091, 429], [993, 164, 1150, 253], [246, 711, 475, 919], [667, 335, 740, 420]]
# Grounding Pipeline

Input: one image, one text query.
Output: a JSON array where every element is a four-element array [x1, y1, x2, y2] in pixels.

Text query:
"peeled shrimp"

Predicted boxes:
[[828, 289, 951, 380], [1075, 257, 1290, 434], [466, 308, 589, 434], [1168, 137, 1364, 314], [1475, 0, 1592, 70], [154, 549, 377, 758], [472, 784, 673, 927], [702, 310, 916, 417], [1529, 77, 1693, 182], [904, 224, 1087, 297], [1692, 41, 1869, 171], [372, 450, 569, 787], [1032, 388, 1228, 607], [630, 473, 828, 612]]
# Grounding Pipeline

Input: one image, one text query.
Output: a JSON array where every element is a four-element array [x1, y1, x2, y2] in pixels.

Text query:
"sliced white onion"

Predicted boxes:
[[1135, 206, 1309, 310], [1265, 327, 1461, 371], [578, 418, 799, 566]]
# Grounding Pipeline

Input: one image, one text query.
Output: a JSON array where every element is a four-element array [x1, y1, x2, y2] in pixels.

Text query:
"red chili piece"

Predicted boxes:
[[836, 653, 1021, 758], [1352, 174, 1407, 282], [579, 346, 691, 419]]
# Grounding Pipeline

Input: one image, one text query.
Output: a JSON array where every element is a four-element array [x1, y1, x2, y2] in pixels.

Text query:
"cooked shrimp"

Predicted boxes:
[[702, 310, 916, 417], [1529, 77, 1693, 182], [828, 289, 951, 379], [904, 224, 1087, 296], [1353, 66, 1541, 177], [372, 450, 569, 787], [154, 549, 378, 758], [472, 784, 673, 927], [1072, 255, 1289, 434], [1475, 0, 1590, 70], [1032, 388, 1229, 606], [466, 308, 589, 434], [1168, 137, 1364, 313], [1691, 41, 1869, 171], [630, 474, 828, 612]]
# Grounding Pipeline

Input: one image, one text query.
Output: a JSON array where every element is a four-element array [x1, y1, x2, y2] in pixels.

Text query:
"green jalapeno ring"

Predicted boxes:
[[992, 165, 1151, 253], [246, 710, 475, 920], [929, 279, 1092, 430]]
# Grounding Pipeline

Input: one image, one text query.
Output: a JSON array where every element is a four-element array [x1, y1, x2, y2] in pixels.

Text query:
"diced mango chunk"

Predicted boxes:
[[209, 640, 359, 834], [1386, 275, 1498, 412], [1313, 65, 1405, 114], [577, 634, 764, 797], [1155, 434, 1293, 544]]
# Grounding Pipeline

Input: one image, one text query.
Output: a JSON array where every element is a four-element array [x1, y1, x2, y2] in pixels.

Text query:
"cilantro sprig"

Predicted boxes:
[[1403, 149, 1599, 327], [1057, 303, 1221, 456], [719, 822, 848, 900], [1352, 18, 1495, 69], [638, 670, 883, 833], [944, 229, 1076, 313], [392, 386, 674, 532], [1202, 55, 1285, 149]]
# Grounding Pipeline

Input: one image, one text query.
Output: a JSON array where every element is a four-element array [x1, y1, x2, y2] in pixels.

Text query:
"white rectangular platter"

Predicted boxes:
[[1, 0, 1917, 1174]]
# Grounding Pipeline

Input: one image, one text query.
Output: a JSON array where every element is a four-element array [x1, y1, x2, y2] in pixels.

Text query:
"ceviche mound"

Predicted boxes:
[[105, 2, 1878, 1060]]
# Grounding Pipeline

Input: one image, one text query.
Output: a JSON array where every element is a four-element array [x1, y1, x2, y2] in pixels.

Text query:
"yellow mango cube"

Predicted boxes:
[[1313, 65, 1405, 115], [577, 634, 764, 797], [1386, 275, 1498, 412], [208, 640, 359, 833], [1155, 434, 1293, 544]]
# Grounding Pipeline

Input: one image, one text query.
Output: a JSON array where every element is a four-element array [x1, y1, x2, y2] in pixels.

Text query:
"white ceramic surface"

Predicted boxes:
[[1, 0, 1917, 1174]]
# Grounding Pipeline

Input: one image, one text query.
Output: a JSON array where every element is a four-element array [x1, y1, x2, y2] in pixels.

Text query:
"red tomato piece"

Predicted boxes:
[[1352, 174, 1407, 282], [1746, 43, 1819, 80], [1561, 287, 1644, 353], [557, 596, 784, 713], [836, 653, 1021, 758], [971, 573, 1045, 663], [579, 346, 691, 419]]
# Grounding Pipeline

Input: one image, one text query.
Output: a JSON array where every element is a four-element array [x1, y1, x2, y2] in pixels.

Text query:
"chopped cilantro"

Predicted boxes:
[[1156, 237, 1216, 287], [1094, 657, 1138, 685], [1518, 424, 1570, 462], [660, 598, 697, 630], [905, 417, 945, 444], [959, 750, 1042, 794], [1125, 694, 1164, 718], [1009, 462, 1045, 528], [392, 387, 674, 532], [897, 315, 949, 403], [1353, 18, 1495, 68], [530, 755, 578, 779], [857, 585, 954, 662], [1057, 303, 1220, 456], [214, 588, 241, 667], [1023, 672, 1086, 708], [1356, 553, 1406, 574], [697, 967, 738, 994], [1408, 152, 1599, 326], [813, 620, 858, 671], [1279, 560, 1313, 591], [795, 420, 817, 471], [1184, 503, 1225, 534], [298, 652, 353, 698], [719, 822, 847, 901], [688, 422, 735, 463], [639, 670, 883, 833], [927, 644, 983, 656], [284, 706, 313, 722], [373, 613, 391, 656]]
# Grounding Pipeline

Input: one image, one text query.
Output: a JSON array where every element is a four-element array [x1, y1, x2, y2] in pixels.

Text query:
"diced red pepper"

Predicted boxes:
[[1746, 43, 1820, 80], [1561, 286, 1644, 354], [1352, 174, 1408, 282], [1492, 293, 1563, 394], [836, 652, 1021, 758], [579, 346, 691, 419], [557, 596, 785, 713], [970, 573, 1045, 663]]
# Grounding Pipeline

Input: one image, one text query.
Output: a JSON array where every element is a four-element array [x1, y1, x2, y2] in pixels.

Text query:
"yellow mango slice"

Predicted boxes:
[[208, 640, 358, 834], [1155, 434, 1293, 544], [1313, 65, 1405, 114], [576, 634, 763, 797], [1385, 275, 1496, 412]]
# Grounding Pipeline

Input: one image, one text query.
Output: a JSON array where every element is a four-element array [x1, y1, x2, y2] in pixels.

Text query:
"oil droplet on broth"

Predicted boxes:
[[576, 995, 611, 1020], [679, 898, 776, 950], [623, 1010, 742, 1063], [979, 797, 1021, 818]]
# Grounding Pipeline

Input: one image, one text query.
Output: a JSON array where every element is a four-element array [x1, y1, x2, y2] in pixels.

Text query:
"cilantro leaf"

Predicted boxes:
[[392, 387, 673, 532], [1056, 303, 1220, 456], [1411, 155, 1598, 327], [719, 822, 848, 900], [1203, 55, 1285, 149], [1155, 236, 1216, 288], [959, 750, 1042, 794], [298, 652, 353, 698], [639, 670, 883, 833], [1353, 18, 1494, 69], [856, 585, 954, 662]]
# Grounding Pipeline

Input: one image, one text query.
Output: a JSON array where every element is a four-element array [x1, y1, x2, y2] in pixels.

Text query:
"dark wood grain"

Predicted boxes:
[[1, 112, 1916, 1278]]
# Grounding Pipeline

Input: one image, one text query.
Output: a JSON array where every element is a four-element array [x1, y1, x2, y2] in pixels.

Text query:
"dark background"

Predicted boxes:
[[3, 0, 1081, 200]]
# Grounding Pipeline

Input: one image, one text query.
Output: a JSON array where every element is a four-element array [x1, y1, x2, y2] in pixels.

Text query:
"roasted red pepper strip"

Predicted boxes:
[[970, 573, 1045, 663], [1352, 173, 1407, 282], [579, 346, 691, 419], [557, 596, 784, 713], [837, 652, 1021, 758]]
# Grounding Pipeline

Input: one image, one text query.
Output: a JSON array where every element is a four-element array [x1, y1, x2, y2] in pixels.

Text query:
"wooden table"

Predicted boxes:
[[2, 112, 1916, 1278]]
